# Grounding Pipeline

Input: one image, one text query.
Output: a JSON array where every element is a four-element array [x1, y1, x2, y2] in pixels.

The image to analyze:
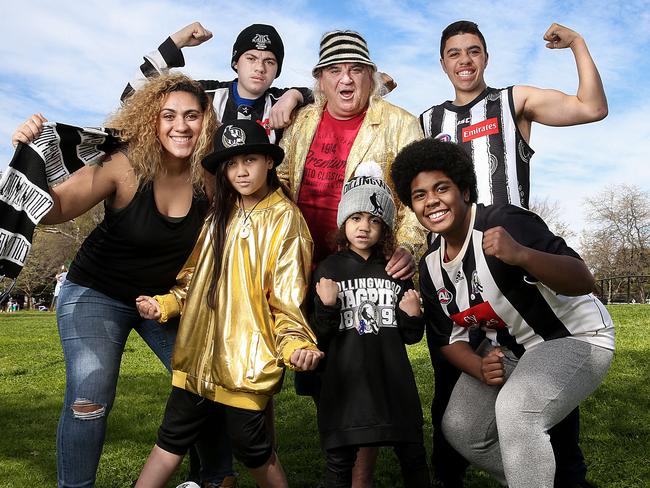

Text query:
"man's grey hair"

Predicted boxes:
[[312, 64, 382, 105]]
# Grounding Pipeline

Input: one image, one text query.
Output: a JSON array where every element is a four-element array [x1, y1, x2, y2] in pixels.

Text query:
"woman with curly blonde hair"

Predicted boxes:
[[12, 73, 229, 488], [106, 73, 216, 192]]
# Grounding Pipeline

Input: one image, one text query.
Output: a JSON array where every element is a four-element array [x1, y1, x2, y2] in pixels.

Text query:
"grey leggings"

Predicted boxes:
[[442, 338, 613, 488]]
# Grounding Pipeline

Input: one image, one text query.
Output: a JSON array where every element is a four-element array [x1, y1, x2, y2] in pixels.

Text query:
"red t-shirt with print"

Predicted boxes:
[[297, 109, 366, 264]]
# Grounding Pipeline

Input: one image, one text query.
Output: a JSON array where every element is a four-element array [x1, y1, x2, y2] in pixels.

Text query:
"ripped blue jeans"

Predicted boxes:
[[55, 280, 232, 487]]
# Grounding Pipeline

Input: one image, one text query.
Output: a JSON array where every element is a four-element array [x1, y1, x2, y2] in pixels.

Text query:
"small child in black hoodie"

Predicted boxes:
[[311, 175, 430, 488]]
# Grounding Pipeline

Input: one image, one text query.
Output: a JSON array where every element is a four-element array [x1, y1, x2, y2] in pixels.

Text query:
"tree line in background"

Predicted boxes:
[[532, 184, 650, 303], [9, 205, 104, 309], [7, 184, 650, 308]]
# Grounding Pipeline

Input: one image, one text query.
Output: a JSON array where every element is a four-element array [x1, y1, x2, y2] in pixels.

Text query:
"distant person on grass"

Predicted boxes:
[[51, 265, 67, 311]]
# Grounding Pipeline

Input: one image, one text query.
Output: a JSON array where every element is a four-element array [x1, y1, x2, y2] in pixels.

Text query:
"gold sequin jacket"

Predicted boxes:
[[154, 189, 317, 411], [278, 96, 426, 257]]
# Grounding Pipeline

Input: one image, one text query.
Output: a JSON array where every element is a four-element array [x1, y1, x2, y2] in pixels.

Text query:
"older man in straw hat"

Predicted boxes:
[[277, 30, 426, 487], [279, 30, 424, 269]]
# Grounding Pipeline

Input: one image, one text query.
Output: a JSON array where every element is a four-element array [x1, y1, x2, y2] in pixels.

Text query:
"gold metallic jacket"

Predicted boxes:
[[154, 189, 317, 411], [278, 96, 427, 257]]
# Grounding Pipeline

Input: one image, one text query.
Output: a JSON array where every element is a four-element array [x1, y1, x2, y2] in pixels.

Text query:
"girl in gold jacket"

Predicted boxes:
[[134, 119, 324, 488]]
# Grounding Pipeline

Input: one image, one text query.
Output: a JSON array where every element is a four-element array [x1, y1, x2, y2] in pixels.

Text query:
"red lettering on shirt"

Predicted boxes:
[[297, 109, 365, 263], [462, 118, 499, 142], [450, 301, 507, 330]]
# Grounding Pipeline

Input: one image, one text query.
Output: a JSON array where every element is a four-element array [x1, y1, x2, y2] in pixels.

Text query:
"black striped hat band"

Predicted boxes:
[[313, 30, 376, 75]]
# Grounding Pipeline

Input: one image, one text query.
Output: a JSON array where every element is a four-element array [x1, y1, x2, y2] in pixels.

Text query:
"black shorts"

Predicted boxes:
[[157, 386, 273, 468]]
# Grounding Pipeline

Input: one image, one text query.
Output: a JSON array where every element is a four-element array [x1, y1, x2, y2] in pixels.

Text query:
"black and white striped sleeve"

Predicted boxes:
[[120, 37, 186, 101], [488, 204, 582, 260]]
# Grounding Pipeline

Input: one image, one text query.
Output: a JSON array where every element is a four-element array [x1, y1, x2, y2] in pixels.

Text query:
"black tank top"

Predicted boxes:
[[67, 182, 208, 304]]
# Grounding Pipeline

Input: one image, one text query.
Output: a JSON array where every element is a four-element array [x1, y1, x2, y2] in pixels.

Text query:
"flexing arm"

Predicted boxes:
[[312, 277, 342, 342], [482, 226, 595, 295], [121, 22, 213, 101], [514, 23, 607, 136], [396, 288, 425, 344], [170, 22, 213, 49]]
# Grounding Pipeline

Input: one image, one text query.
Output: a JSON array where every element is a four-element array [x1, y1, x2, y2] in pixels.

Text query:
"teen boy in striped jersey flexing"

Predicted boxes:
[[419, 21, 608, 488], [420, 21, 607, 209]]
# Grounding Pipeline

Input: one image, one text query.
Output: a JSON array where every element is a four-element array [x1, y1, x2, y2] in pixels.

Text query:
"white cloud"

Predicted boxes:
[[1, 0, 647, 242]]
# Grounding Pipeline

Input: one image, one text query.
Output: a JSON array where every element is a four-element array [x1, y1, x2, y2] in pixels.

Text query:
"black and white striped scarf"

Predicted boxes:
[[0, 122, 121, 302]]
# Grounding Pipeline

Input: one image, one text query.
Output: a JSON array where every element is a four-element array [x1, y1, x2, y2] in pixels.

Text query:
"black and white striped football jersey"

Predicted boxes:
[[420, 204, 614, 356], [420, 87, 534, 209]]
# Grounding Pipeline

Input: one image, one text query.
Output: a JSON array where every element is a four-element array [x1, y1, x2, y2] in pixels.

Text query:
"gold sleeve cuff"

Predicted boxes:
[[153, 294, 181, 324], [398, 242, 416, 257], [279, 339, 320, 370]]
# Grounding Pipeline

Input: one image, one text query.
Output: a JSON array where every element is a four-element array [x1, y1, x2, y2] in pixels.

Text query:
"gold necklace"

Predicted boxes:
[[238, 189, 272, 238]]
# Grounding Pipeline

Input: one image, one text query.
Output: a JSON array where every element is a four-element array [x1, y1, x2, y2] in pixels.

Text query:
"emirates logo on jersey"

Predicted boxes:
[[462, 118, 500, 142], [437, 288, 453, 305]]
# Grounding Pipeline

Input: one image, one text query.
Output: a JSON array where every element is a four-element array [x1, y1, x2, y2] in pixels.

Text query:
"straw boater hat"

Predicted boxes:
[[312, 30, 377, 76]]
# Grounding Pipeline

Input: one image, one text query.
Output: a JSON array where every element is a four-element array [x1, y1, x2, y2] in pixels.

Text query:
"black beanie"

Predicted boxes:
[[231, 24, 284, 78]]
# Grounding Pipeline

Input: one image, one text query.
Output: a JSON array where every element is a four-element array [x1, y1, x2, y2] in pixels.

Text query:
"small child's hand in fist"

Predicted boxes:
[[290, 349, 325, 371], [399, 289, 422, 317], [316, 277, 339, 306], [135, 295, 161, 321]]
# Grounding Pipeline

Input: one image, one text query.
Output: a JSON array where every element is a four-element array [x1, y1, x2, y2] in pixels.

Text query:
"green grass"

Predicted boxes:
[[0, 306, 647, 487]]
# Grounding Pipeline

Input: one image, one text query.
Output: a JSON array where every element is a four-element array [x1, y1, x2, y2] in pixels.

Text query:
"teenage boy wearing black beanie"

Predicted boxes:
[[122, 22, 312, 144]]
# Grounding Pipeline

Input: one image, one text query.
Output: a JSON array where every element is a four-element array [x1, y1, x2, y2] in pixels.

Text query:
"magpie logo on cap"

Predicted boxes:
[[222, 126, 246, 148], [252, 33, 272, 49], [202, 120, 285, 175]]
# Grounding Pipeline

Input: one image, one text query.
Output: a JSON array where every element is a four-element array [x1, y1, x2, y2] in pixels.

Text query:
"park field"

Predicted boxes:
[[0, 306, 648, 487]]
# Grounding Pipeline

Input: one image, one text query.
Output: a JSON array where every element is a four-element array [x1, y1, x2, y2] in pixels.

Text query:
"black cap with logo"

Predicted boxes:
[[231, 24, 284, 78], [202, 120, 285, 174]]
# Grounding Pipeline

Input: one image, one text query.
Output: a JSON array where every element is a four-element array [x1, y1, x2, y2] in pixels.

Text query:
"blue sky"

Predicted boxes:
[[1, 0, 649, 247]]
